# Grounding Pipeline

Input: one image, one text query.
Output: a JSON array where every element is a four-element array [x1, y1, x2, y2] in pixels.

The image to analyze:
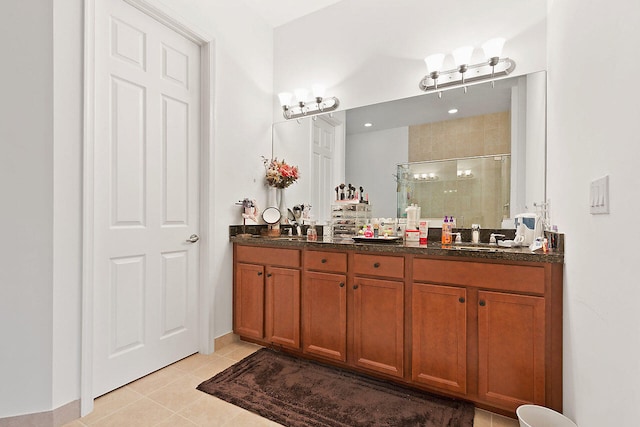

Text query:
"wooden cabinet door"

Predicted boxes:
[[265, 267, 301, 350], [352, 277, 404, 378], [302, 271, 347, 362], [411, 283, 467, 394], [233, 262, 265, 339], [478, 290, 545, 411]]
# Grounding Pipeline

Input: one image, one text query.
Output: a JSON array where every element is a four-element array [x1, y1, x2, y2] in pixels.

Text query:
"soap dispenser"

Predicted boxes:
[[471, 224, 480, 244]]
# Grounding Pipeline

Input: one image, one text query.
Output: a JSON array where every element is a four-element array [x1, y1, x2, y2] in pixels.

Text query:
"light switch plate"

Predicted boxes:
[[590, 175, 609, 214]]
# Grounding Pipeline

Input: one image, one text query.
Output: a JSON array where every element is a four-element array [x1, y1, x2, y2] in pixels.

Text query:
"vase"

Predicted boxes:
[[277, 188, 287, 224], [267, 186, 277, 208]]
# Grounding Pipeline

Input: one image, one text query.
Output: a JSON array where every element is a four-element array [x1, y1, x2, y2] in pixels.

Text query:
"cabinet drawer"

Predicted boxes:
[[413, 258, 545, 294], [236, 245, 300, 268], [304, 250, 348, 273], [354, 253, 404, 279]]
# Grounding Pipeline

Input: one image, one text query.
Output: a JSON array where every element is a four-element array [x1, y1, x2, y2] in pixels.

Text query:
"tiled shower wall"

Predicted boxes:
[[407, 111, 511, 228]]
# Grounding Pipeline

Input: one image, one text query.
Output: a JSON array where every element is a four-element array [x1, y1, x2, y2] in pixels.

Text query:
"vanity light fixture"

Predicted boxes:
[[448, 108, 458, 114], [457, 169, 474, 178], [413, 172, 439, 181], [419, 38, 515, 94], [278, 85, 340, 120]]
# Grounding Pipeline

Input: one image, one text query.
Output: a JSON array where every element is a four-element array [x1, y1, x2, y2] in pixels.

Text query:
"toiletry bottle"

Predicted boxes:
[[364, 224, 374, 238], [441, 216, 448, 244], [445, 217, 452, 244], [419, 220, 428, 245], [306, 221, 317, 241]]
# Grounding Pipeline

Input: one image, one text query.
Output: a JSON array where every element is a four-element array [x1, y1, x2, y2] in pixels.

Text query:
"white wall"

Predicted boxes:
[[346, 127, 408, 218], [547, 1, 640, 425], [274, 0, 548, 117], [0, 0, 55, 417], [52, 0, 84, 410]]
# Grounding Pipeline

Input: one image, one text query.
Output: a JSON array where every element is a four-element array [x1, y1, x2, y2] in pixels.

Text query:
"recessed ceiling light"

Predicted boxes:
[[448, 108, 458, 114], [364, 122, 373, 127]]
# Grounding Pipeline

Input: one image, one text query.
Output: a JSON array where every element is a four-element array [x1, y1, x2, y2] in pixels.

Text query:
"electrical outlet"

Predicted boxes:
[[590, 175, 609, 214]]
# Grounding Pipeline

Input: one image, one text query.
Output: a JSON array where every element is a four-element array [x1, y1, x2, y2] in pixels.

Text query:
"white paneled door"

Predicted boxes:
[[92, 0, 201, 397], [312, 118, 336, 224]]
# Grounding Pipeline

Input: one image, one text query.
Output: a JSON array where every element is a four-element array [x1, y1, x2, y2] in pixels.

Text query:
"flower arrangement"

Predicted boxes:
[[262, 157, 299, 188]]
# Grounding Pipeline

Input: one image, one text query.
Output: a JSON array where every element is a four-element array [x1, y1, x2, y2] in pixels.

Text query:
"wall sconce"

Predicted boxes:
[[278, 85, 340, 120], [419, 38, 515, 95], [413, 172, 439, 181], [457, 169, 474, 179]]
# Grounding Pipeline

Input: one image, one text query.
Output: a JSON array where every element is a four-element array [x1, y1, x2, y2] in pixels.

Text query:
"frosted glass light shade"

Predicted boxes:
[[294, 88, 310, 103], [311, 84, 326, 99], [424, 53, 445, 73], [278, 92, 293, 106], [453, 46, 474, 66], [482, 38, 505, 59]]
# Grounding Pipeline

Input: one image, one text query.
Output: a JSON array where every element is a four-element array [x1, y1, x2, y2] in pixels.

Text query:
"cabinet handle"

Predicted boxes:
[[459, 297, 465, 303], [339, 282, 345, 288], [353, 285, 359, 290], [321, 258, 327, 264], [257, 272, 263, 276], [373, 262, 380, 268], [479, 300, 486, 307], [266, 273, 272, 278]]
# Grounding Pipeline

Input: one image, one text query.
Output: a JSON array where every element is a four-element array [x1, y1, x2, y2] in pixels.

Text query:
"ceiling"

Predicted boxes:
[[241, 0, 344, 27], [345, 77, 518, 135]]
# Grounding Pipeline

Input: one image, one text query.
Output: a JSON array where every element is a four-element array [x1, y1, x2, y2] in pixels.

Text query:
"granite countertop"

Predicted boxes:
[[230, 235, 564, 264]]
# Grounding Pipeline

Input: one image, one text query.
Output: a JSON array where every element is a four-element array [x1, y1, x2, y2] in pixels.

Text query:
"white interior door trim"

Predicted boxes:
[[81, 0, 216, 416]]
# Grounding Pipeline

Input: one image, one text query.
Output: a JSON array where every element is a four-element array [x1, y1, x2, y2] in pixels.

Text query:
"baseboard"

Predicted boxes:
[[214, 332, 239, 352], [0, 400, 80, 427]]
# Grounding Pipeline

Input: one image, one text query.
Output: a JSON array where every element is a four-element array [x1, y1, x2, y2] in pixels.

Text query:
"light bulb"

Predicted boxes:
[[424, 53, 445, 73], [453, 46, 474, 67], [277, 92, 292, 107], [482, 38, 505, 60], [311, 84, 326, 100], [294, 88, 309, 104]]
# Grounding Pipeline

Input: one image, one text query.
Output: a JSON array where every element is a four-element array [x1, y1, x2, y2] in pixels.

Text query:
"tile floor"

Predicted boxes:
[[63, 340, 519, 427]]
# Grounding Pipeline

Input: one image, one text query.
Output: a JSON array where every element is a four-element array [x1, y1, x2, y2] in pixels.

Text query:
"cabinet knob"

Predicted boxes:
[[266, 273, 272, 278], [353, 285, 359, 290], [373, 262, 380, 268], [479, 300, 486, 307], [257, 272, 263, 276], [321, 258, 327, 264], [339, 282, 345, 288], [459, 297, 465, 303]]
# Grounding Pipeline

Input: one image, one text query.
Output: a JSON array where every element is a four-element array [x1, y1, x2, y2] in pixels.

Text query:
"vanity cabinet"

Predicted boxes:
[[303, 251, 405, 378], [412, 257, 560, 414], [233, 245, 301, 350], [302, 270, 347, 361], [233, 241, 563, 416], [411, 283, 467, 394], [477, 290, 545, 409], [302, 250, 348, 362], [352, 254, 405, 378]]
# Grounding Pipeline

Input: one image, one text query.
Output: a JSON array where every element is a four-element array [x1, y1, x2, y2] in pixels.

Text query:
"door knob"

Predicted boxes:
[[186, 234, 200, 243]]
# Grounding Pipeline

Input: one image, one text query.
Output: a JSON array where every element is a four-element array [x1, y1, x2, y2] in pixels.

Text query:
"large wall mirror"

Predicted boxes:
[[272, 71, 546, 227]]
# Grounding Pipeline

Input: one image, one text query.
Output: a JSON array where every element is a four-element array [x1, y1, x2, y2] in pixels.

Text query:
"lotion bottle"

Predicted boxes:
[[441, 216, 448, 244]]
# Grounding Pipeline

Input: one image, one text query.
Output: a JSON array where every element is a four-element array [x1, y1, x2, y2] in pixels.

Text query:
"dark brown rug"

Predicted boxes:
[[197, 348, 474, 427]]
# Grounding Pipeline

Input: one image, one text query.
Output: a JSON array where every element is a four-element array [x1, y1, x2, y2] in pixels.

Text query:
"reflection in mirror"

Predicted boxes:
[[272, 71, 546, 228], [397, 155, 511, 228]]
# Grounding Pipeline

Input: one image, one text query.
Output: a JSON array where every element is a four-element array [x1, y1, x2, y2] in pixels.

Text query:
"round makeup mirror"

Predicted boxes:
[[262, 206, 281, 225]]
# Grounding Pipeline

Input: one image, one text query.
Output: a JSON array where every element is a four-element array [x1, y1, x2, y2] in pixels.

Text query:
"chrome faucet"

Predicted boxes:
[[489, 233, 506, 245]]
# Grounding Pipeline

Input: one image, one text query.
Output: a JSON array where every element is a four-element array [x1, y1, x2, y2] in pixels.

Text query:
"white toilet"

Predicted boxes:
[[516, 405, 578, 427]]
